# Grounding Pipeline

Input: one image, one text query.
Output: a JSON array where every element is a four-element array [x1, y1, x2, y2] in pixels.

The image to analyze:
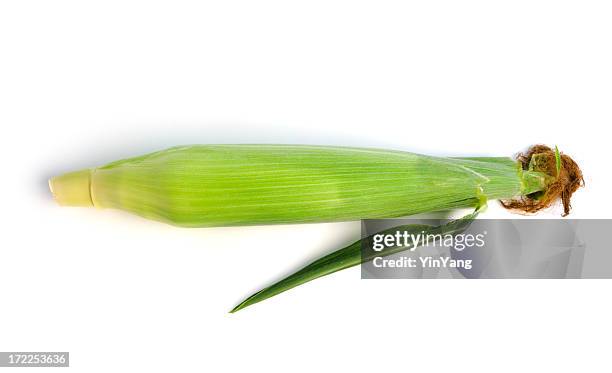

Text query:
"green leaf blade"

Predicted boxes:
[[231, 208, 481, 313]]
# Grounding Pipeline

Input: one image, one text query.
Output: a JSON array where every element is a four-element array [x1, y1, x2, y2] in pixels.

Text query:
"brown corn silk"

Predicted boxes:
[[501, 145, 583, 216]]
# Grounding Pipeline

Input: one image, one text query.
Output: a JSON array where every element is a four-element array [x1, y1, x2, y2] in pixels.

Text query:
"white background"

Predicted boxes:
[[1, 1, 610, 372]]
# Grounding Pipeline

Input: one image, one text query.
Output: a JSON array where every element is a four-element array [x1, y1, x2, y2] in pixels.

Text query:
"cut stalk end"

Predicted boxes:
[[49, 169, 93, 207]]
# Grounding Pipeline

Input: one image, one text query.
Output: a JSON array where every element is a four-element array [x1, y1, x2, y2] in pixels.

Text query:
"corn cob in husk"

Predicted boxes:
[[49, 145, 560, 227]]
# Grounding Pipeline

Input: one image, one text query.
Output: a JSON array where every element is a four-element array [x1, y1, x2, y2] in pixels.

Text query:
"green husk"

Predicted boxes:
[[50, 145, 550, 227], [50, 145, 559, 312], [555, 145, 562, 176]]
